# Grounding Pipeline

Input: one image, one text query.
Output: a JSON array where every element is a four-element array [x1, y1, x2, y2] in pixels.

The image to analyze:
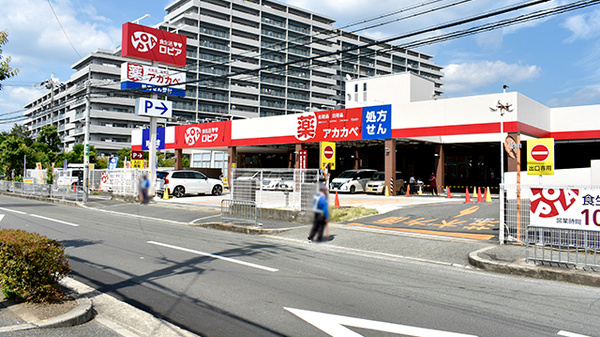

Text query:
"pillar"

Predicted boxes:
[[353, 148, 360, 169], [227, 146, 237, 188], [434, 144, 444, 194], [385, 139, 397, 195], [174, 149, 183, 170], [506, 132, 521, 173], [294, 143, 305, 169]]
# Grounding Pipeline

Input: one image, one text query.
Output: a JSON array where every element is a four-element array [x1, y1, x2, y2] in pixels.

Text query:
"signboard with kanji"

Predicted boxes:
[[174, 121, 231, 149], [530, 188, 600, 231], [295, 108, 362, 143], [121, 62, 185, 96], [142, 127, 165, 150], [122, 22, 187, 67], [362, 104, 391, 140], [527, 138, 554, 175], [320, 142, 336, 170]]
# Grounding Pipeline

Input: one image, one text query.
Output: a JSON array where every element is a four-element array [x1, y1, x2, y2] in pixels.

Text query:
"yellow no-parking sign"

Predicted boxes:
[[527, 138, 554, 175]]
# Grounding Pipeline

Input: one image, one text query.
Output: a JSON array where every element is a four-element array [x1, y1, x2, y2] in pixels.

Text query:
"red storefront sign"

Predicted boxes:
[[175, 121, 231, 149], [122, 22, 187, 67], [295, 108, 362, 143]]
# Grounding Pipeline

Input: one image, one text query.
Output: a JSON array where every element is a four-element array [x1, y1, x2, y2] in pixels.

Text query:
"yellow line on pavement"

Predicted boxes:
[[346, 223, 495, 240]]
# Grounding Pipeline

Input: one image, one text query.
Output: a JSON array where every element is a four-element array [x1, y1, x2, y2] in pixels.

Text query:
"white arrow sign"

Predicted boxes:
[[285, 307, 478, 337], [135, 97, 172, 118]]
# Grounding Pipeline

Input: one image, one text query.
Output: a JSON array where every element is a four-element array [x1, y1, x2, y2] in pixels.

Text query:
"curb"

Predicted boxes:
[[468, 246, 600, 287], [0, 283, 93, 332]]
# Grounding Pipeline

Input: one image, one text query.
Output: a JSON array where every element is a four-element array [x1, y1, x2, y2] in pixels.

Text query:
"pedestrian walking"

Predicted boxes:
[[429, 172, 437, 196], [140, 173, 150, 204], [308, 185, 329, 243]]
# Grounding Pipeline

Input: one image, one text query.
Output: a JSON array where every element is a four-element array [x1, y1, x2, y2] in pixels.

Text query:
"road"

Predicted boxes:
[[0, 195, 599, 337]]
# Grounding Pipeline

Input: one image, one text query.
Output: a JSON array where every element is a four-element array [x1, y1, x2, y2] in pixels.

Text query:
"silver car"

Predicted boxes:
[[158, 170, 223, 198]]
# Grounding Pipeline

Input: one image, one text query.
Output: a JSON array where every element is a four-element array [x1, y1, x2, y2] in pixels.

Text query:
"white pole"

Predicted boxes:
[[83, 67, 91, 202]]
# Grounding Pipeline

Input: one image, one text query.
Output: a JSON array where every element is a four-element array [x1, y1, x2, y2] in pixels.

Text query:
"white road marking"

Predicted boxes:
[[147, 241, 279, 272], [190, 214, 220, 224], [0, 214, 4, 223], [28, 214, 79, 227], [285, 307, 478, 337], [0, 207, 26, 215], [558, 331, 591, 337]]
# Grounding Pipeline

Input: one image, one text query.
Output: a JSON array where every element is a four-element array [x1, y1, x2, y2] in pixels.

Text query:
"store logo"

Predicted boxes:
[[530, 188, 579, 218], [184, 127, 202, 146], [131, 31, 157, 53], [296, 113, 316, 141]]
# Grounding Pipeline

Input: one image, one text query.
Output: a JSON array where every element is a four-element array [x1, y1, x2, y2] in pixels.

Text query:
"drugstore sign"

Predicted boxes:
[[122, 22, 187, 67]]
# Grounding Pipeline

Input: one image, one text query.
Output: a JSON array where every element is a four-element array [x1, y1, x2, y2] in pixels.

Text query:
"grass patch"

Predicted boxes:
[[330, 206, 378, 222]]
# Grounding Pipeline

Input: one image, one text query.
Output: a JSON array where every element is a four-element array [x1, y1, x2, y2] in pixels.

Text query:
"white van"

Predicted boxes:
[[329, 169, 376, 193]]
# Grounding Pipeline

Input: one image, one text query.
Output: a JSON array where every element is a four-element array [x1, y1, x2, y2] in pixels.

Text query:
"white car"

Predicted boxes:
[[329, 169, 376, 193], [158, 170, 223, 198]]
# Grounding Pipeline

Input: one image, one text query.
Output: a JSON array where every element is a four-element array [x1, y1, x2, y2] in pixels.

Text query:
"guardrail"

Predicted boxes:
[[221, 199, 257, 226]]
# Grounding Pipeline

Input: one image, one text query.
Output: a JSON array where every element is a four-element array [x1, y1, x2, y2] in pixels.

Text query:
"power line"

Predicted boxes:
[[46, 0, 82, 59]]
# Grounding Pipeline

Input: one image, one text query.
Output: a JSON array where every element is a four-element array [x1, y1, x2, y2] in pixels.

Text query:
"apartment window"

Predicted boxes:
[[192, 152, 211, 168]]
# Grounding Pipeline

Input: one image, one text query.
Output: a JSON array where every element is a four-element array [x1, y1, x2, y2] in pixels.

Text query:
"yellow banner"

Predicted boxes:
[[320, 141, 336, 170], [131, 160, 144, 169], [527, 138, 554, 175]]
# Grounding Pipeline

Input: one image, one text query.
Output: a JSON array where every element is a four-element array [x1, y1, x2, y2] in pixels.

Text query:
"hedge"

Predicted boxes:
[[0, 229, 70, 302]]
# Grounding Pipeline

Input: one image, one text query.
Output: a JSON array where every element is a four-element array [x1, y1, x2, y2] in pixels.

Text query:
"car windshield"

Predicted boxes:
[[371, 172, 385, 180], [337, 171, 357, 179]]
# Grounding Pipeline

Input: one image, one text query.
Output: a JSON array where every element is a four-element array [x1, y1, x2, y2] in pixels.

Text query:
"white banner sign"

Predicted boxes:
[[530, 188, 600, 231]]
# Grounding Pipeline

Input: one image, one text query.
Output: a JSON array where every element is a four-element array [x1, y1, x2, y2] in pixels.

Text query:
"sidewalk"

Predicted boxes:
[[0, 191, 599, 335]]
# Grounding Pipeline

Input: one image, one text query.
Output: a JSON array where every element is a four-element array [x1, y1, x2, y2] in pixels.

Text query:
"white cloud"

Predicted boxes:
[[546, 86, 600, 107], [562, 9, 600, 42], [443, 61, 541, 95]]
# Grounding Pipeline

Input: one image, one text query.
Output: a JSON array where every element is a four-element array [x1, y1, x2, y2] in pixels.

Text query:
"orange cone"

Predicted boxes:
[[477, 187, 483, 203], [465, 188, 471, 203], [446, 187, 452, 198], [483, 187, 488, 202], [406, 185, 411, 197], [334, 191, 341, 208]]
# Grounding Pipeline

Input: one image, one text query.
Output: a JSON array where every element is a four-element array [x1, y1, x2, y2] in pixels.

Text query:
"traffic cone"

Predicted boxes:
[[485, 187, 492, 202], [163, 188, 170, 200], [465, 187, 471, 203], [472, 187, 477, 199], [418, 186, 423, 195], [406, 185, 411, 197], [334, 191, 340, 208], [384, 186, 390, 197], [446, 186, 452, 198], [477, 187, 483, 203]]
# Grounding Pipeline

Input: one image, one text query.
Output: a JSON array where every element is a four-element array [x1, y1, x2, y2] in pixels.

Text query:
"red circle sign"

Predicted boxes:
[[324, 145, 334, 160], [531, 144, 549, 162]]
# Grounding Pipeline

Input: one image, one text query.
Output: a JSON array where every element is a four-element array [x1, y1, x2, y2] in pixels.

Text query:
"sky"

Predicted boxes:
[[1, 0, 600, 132]]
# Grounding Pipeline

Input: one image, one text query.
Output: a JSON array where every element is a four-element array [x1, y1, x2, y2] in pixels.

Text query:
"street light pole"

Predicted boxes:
[[83, 67, 91, 202]]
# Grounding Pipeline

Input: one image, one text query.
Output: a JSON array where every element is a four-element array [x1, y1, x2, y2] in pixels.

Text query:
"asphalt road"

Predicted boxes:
[[0, 195, 599, 337]]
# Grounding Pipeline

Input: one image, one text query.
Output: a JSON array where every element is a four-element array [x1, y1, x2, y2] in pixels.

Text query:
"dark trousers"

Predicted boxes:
[[309, 213, 326, 241]]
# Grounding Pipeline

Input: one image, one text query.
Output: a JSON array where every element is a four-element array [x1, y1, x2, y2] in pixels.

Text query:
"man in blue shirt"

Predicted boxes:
[[308, 185, 329, 243]]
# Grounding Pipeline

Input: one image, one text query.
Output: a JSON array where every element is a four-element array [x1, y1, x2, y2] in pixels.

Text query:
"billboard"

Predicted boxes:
[[530, 188, 600, 231], [121, 62, 185, 96], [122, 22, 187, 67]]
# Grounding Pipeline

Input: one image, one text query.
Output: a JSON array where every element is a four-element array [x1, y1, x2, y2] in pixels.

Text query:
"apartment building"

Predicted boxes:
[[23, 0, 444, 156]]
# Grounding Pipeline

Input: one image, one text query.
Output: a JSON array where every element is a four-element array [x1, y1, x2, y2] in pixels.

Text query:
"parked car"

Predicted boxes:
[[55, 169, 83, 188], [157, 170, 223, 198], [262, 171, 286, 190], [329, 169, 376, 193], [365, 171, 405, 195]]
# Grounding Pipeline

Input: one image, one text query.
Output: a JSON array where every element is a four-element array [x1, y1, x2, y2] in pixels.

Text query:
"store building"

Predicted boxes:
[[22, 0, 443, 157], [132, 72, 600, 191]]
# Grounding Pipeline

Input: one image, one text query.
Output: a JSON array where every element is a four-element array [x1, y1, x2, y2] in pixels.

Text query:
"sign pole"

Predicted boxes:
[[149, 115, 157, 196]]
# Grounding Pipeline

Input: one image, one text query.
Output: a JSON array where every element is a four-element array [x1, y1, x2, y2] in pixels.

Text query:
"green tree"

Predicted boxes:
[[0, 136, 32, 178], [59, 143, 96, 166], [0, 30, 19, 90], [32, 126, 61, 165]]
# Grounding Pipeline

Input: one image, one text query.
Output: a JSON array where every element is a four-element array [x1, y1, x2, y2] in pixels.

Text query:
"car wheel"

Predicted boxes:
[[349, 185, 356, 194], [212, 185, 223, 196], [173, 186, 185, 198]]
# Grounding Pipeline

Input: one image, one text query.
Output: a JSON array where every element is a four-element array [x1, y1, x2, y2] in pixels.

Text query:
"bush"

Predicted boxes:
[[0, 229, 70, 302]]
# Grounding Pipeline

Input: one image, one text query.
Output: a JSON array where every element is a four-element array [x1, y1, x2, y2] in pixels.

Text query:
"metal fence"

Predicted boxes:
[[230, 168, 320, 211], [0, 180, 85, 202], [502, 184, 600, 271], [527, 226, 600, 270], [221, 199, 258, 226]]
